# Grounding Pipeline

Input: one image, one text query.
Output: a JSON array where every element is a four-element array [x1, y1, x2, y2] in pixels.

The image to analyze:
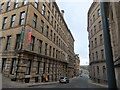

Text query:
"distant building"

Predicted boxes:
[[0, 0, 75, 83], [74, 54, 80, 76]]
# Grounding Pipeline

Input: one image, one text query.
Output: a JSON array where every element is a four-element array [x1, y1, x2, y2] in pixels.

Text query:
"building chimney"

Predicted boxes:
[[61, 10, 64, 17]]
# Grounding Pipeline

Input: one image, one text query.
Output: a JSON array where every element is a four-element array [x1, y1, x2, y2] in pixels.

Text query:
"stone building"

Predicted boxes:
[[87, 2, 108, 84], [0, 0, 75, 83], [74, 54, 80, 76], [107, 2, 120, 88]]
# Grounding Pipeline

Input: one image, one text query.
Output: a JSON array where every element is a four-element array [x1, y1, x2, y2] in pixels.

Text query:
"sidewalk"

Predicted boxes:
[[89, 79, 108, 88]]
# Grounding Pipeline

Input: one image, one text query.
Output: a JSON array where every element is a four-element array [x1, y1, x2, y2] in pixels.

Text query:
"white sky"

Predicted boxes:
[[57, 1, 93, 65]]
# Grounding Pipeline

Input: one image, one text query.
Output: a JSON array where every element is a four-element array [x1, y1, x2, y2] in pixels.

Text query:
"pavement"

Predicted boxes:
[[2, 74, 108, 88]]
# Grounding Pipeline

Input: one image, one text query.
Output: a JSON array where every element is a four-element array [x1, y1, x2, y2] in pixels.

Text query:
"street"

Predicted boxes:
[[30, 74, 107, 88]]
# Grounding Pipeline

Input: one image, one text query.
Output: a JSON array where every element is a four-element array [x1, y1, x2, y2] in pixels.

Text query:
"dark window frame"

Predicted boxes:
[[19, 11, 25, 25], [10, 14, 16, 27]]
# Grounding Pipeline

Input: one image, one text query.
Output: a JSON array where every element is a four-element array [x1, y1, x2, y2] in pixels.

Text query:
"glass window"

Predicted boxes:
[[45, 43, 47, 55], [15, 34, 20, 50], [0, 3, 4, 13], [5, 36, 12, 50], [2, 17, 7, 29], [97, 9, 101, 16], [42, 4, 46, 15], [96, 51, 98, 60], [7, 1, 11, 11], [38, 40, 42, 53], [54, 33, 56, 43], [10, 14, 16, 27], [2, 58, 7, 72], [10, 59, 17, 75], [40, 20, 44, 33], [47, 11, 50, 20], [14, 0, 18, 8], [46, 26, 49, 37], [50, 30, 52, 40], [95, 38, 97, 47], [22, 0, 27, 5], [49, 46, 52, 56], [100, 34, 103, 45], [32, 14, 37, 28], [34, 0, 38, 9], [25, 60, 32, 75], [19, 11, 25, 25], [29, 36, 35, 51], [101, 49, 104, 59], [99, 21, 102, 30], [36, 61, 40, 74]]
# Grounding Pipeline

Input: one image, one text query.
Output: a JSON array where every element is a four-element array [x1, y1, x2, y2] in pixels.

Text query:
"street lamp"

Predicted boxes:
[[100, 1, 117, 89]]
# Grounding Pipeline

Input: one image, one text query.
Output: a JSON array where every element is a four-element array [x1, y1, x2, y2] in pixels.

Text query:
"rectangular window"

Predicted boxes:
[[94, 25, 96, 34], [43, 62, 46, 74], [50, 30, 52, 40], [46, 26, 49, 37], [7, 1, 11, 11], [51, 16, 53, 25], [2, 17, 7, 29], [53, 48, 55, 57], [29, 36, 35, 51], [56, 36, 58, 45], [2, 58, 7, 72], [5, 36, 12, 50], [19, 11, 25, 25], [96, 51, 98, 60], [52, 5, 54, 14], [15, 34, 20, 50], [36, 61, 40, 74], [33, 14, 37, 28], [34, 0, 38, 9], [14, 0, 18, 8], [40, 20, 44, 33], [54, 33, 56, 43], [0, 38, 2, 50], [100, 34, 103, 45], [95, 38, 97, 47], [101, 49, 104, 59], [47, 11, 50, 20], [42, 4, 46, 15], [92, 53, 94, 61], [49, 46, 52, 56], [25, 60, 32, 75], [10, 14, 16, 27], [22, 0, 27, 5], [10, 59, 17, 75], [45, 43, 47, 55], [38, 40, 42, 53], [0, 3, 4, 13], [99, 21, 102, 30], [93, 14, 95, 22], [97, 9, 101, 16]]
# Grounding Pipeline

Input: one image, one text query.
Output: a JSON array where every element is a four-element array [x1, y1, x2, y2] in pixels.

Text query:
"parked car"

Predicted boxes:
[[59, 77, 69, 83]]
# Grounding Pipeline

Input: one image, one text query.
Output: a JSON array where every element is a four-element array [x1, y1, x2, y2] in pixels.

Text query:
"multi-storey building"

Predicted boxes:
[[107, 2, 120, 88], [0, 0, 75, 83], [74, 54, 80, 76], [87, 2, 107, 84]]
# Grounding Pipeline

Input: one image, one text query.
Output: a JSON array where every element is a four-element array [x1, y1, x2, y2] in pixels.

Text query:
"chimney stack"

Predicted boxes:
[[61, 10, 64, 17]]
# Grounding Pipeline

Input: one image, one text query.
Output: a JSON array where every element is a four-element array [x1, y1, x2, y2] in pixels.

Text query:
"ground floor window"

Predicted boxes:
[[2, 58, 7, 72], [10, 58, 17, 75]]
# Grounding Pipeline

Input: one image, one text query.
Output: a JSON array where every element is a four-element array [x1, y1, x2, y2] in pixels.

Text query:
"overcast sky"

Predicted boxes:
[[56, 1, 93, 65]]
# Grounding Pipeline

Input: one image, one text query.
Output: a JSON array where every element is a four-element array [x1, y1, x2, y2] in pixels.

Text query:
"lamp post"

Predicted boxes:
[[100, 1, 117, 89]]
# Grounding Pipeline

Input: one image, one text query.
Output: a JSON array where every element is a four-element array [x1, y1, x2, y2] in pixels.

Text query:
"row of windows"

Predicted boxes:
[[0, 1, 67, 42], [32, 13, 67, 51], [2, 12, 67, 52], [2, 11, 25, 29], [2, 58, 66, 75], [0, 0, 27, 13], [90, 49, 104, 62], [91, 65, 107, 80], [0, 35, 66, 60], [89, 20, 102, 38], [90, 34, 103, 50], [89, 8, 101, 26]]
